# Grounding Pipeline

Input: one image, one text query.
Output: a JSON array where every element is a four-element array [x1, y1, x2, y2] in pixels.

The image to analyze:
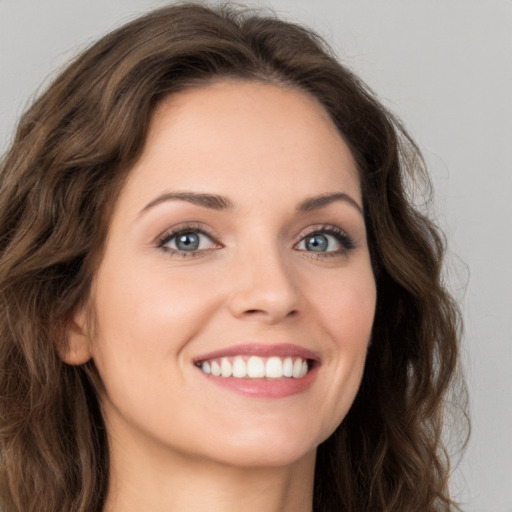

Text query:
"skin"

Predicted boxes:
[[66, 81, 376, 512]]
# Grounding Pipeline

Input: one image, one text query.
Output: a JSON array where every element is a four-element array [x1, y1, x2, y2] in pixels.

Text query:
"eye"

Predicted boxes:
[[158, 226, 219, 256], [295, 226, 354, 256]]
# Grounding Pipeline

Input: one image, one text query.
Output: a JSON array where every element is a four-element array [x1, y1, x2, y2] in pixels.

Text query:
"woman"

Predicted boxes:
[[0, 3, 466, 511]]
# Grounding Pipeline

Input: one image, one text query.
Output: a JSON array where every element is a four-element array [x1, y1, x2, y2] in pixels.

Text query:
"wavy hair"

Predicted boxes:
[[0, 3, 466, 511]]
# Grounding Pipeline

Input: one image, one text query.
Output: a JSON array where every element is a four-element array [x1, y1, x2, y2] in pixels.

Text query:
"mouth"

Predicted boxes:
[[193, 344, 320, 398], [195, 355, 311, 379]]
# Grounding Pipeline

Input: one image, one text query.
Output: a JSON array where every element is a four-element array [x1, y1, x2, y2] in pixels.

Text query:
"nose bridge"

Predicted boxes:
[[227, 231, 300, 322]]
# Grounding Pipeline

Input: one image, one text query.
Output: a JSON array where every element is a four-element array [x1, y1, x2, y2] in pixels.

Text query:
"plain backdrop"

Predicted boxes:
[[1, 1, 511, 510]]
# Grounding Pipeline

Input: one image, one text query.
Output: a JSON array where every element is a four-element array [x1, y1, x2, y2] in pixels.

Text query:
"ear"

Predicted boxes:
[[59, 310, 93, 366]]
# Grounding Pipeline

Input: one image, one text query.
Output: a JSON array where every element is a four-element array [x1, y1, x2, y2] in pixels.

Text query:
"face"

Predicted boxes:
[[71, 81, 376, 469]]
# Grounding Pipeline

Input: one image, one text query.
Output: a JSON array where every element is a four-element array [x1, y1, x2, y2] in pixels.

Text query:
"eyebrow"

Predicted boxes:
[[139, 191, 363, 216], [297, 192, 363, 216], [139, 192, 234, 215]]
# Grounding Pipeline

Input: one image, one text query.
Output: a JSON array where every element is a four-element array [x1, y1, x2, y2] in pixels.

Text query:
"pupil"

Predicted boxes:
[[306, 234, 328, 252], [177, 233, 199, 250]]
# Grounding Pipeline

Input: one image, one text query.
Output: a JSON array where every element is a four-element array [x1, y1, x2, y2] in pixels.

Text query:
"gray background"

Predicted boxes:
[[1, 1, 511, 510]]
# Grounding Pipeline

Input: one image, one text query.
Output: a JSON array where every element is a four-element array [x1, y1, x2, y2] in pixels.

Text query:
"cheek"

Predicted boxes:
[[87, 261, 221, 425], [310, 263, 376, 344], [89, 260, 225, 370], [328, 271, 376, 386], [307, 267, 375, 434]]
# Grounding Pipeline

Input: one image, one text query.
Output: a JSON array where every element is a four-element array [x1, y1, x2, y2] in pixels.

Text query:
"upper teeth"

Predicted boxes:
[[198, 356, 309, 379]]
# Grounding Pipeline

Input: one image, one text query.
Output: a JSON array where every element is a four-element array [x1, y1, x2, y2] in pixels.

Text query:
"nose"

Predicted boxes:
[[226, 245, 301, 324]]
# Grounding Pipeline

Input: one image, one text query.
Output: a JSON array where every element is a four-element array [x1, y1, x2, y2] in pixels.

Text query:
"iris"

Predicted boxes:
[[305, 234, 329, 252]]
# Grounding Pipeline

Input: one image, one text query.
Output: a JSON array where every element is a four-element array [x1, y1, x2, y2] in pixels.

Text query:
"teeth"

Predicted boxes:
[[232, 356, 247, 378], [198, 355, 310, 379], [247, 356, 265, 378], [221, 357, 232, 377], [283, 357, 293, 377], [211, 360, 221, 377], [265, 356, 282, 379], [292, 358, 303, 378]]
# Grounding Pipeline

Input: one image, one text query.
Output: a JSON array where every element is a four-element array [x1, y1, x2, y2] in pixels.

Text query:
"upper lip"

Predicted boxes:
[[193, 343, 321, 363]]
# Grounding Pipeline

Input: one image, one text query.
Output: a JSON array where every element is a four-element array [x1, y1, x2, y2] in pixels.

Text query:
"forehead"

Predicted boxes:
[[119, 80, 361, 214]]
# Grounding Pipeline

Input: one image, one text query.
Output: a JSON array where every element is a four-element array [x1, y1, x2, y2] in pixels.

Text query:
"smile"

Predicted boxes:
[[193, 344, 320, 398], [196, 355, 309, 379]]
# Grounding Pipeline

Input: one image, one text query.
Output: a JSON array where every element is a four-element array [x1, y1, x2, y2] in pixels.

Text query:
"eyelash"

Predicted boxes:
[[157, 223, 220, 258], [156, 223, 355, 258], [297, 225, 355, 259]]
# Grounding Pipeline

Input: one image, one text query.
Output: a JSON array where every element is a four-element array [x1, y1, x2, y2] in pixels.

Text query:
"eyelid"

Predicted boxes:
[[294, 224, 355, 256], [154, 222, 355, 259], [156, 222, 222, 256]]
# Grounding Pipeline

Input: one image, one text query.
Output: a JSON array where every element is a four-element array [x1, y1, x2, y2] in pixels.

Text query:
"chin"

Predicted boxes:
[[194, 420, 331, 469], [207, 442, 317, 470]]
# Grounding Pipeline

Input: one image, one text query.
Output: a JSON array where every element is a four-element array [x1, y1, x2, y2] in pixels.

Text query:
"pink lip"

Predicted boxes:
[[200, 367, 319, 398], [193, 343, 320, 363], [194, 343, 320, 399]]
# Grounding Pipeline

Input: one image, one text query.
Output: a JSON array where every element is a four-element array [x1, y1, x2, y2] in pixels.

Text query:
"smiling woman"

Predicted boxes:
[[64, 82, 376, 482], [0, 3, 465, 512]]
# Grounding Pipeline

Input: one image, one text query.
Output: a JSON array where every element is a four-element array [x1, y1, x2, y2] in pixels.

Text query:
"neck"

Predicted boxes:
[[103, 439, 316, 512]]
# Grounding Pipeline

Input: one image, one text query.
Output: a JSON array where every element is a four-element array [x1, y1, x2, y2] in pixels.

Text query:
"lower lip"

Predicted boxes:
[[198, 366, 318, 398]]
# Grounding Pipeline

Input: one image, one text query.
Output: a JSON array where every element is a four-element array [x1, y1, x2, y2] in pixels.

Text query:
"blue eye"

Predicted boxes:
[[174, 232, 201, 251], [296, 227, 354, 256], [159, 227, 218, 255], [303, 233, 331, 252]]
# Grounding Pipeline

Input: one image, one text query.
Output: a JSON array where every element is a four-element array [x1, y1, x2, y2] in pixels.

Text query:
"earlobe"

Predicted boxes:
[[59, 314, 93, 366]]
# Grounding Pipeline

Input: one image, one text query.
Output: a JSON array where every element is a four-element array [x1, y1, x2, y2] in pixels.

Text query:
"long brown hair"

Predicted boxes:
[[0, 3, 466, 511]]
